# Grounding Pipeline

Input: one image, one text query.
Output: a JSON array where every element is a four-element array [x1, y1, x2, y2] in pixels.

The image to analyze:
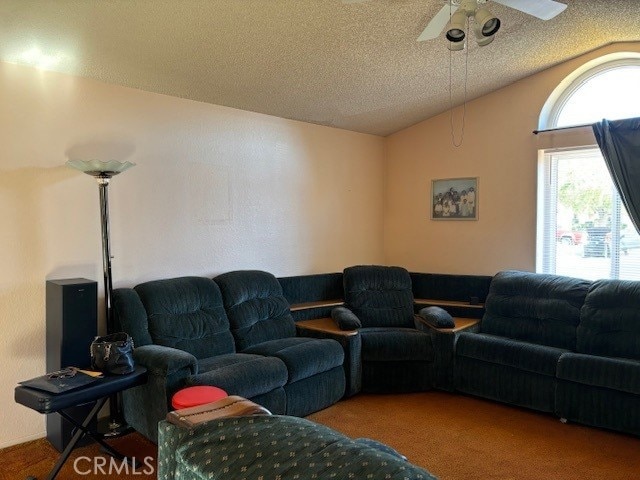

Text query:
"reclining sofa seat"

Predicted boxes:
[[214, 270, 345, 416], [556, 279, 640, 435], [454, 270, 591, 412], [342, 265, 435, 392], [112, 276, 288, 442]]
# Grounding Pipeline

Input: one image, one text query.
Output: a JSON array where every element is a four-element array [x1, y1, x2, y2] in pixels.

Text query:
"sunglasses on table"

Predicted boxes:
[[47, 367, 78, 379]]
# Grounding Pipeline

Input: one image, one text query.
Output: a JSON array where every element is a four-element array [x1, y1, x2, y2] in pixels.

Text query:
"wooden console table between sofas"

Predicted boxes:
[[297, 315, 479, 334]]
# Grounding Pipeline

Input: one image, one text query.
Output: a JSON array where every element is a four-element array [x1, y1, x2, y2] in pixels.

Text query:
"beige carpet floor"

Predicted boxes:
[[308, 391, 640, 480], [3, 392, 639, 479]]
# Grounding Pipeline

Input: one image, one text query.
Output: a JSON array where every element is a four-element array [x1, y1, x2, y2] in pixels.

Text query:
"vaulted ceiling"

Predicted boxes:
[[2, 1, 639, 136]]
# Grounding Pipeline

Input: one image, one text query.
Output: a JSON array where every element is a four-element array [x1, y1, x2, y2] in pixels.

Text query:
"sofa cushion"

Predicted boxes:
[[187, 353, 287, 398], [578, 279, 640, 360], [557, 352, 640, 396], [360, 328, 434, 362], [456, 332, 569, 376], [243, 337, 344, 383], [134, 277, 236, 359], [482, 270, 591, 350], [215, 270, 296, 351], [343, 265, 415, 328]]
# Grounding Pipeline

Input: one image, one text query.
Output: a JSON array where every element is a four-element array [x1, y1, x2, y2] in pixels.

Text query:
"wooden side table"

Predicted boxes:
[[295, 317, 359, 336]]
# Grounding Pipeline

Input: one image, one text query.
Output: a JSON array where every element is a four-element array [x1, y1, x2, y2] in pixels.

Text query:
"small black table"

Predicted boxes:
[[14, 366, 147, 480]]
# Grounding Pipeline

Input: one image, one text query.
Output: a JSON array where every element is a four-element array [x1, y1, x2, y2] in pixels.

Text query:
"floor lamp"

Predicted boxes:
[[66, 159, 135, 436]]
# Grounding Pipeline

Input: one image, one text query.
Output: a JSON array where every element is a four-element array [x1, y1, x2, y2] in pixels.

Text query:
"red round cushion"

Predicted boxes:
[[171, 386, 228, 410]]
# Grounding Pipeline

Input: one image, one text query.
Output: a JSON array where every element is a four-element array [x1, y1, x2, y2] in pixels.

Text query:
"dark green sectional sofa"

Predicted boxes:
[[455, 270, 640, 436], [115, 265, 640, 474], [114, 265, 491, 443]]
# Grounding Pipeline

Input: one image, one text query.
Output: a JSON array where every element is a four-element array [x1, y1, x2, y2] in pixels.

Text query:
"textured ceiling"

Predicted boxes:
[[1, 1, 639, 136]]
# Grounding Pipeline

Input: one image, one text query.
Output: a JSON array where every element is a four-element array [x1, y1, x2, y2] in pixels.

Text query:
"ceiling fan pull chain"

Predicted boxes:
[[449, 20, 469, 148]]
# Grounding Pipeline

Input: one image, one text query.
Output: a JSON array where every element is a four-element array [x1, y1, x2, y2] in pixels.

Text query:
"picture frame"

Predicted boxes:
[[431, 177, 478, 220]]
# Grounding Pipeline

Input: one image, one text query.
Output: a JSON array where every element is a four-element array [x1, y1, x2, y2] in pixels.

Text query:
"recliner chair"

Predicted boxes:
[[341, 265, 436, 392], [214, 270, 346, 416]]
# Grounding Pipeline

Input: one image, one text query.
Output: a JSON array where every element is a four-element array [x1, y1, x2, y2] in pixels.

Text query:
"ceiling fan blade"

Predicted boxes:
[[492, 0, 567, 20], [417, 4, 457, 42]]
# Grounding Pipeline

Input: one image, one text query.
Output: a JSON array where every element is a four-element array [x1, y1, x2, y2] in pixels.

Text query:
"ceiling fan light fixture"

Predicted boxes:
[[474, 7, 501, 37], [446, 28, 465, 42], [473, 24, 495, 46], [445, 10, 468, 43], [448, 40, 466, 51]]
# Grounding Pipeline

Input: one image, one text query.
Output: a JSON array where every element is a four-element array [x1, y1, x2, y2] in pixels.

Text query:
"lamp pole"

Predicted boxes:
[[98, 175, 114, 333]]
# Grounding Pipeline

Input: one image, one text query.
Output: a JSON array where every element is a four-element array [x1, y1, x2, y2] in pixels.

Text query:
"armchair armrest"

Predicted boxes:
[[133, 344, 198, 377], [415, 306, 455, 329], [331, 306, 362, 330]]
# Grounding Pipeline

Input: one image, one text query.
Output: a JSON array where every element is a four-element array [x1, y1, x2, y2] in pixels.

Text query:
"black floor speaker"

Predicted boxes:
[[46, 278, 98, 452]]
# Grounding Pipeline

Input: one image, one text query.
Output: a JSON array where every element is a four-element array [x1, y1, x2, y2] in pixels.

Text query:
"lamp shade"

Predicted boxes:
[[66, 159, 135, 179]]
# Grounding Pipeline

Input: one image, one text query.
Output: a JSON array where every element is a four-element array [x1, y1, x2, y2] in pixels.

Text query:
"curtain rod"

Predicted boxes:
[[532, 123, 594, 135]]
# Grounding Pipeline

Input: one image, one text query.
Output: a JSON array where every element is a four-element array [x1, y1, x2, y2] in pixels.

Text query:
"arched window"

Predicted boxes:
[[539, 53, 640, 130], [537, 53, 640, 280]]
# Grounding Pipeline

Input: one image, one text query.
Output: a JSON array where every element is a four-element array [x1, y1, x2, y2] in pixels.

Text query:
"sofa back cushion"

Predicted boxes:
[[578, 279, 640, 360], [343, 265, 415, 328], [214, 270, 296, 351], [134, 277, 236, 359], [482, 270, 591, 350]]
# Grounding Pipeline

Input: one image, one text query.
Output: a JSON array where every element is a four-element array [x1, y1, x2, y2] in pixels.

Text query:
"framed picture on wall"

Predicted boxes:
[[431, 177, 478, 220]]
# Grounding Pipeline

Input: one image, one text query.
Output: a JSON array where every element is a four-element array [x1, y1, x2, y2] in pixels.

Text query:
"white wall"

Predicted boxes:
[[0, 62, 385, 448]]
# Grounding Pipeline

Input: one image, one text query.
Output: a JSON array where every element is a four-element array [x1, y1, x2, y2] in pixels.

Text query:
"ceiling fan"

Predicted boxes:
[[344, 0, 567, 44]]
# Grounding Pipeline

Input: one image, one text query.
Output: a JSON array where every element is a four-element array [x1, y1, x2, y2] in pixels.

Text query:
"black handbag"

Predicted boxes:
[[90, 332, 135, 375]]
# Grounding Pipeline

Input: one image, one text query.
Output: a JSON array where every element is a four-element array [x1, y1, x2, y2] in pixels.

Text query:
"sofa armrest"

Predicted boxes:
[[123, 345, 198, 443], [331, 306, 362, 330], [296, 318, 362, 397], [416, 306, 455, 329], [423, 317, 480, 392], [134, 344, 198, 377], [415, 315, 480, 333]]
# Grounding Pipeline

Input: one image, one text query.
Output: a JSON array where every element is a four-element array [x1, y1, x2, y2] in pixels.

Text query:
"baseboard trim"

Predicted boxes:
[[0, 432, 46, 450]]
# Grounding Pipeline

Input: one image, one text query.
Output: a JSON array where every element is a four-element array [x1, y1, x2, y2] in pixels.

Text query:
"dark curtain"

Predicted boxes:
[[592, 117, 640, 233]]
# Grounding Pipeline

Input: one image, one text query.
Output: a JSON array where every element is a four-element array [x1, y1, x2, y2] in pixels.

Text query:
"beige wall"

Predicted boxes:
[[384, 42, 640, 276], [0, 63, 385, 448]]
